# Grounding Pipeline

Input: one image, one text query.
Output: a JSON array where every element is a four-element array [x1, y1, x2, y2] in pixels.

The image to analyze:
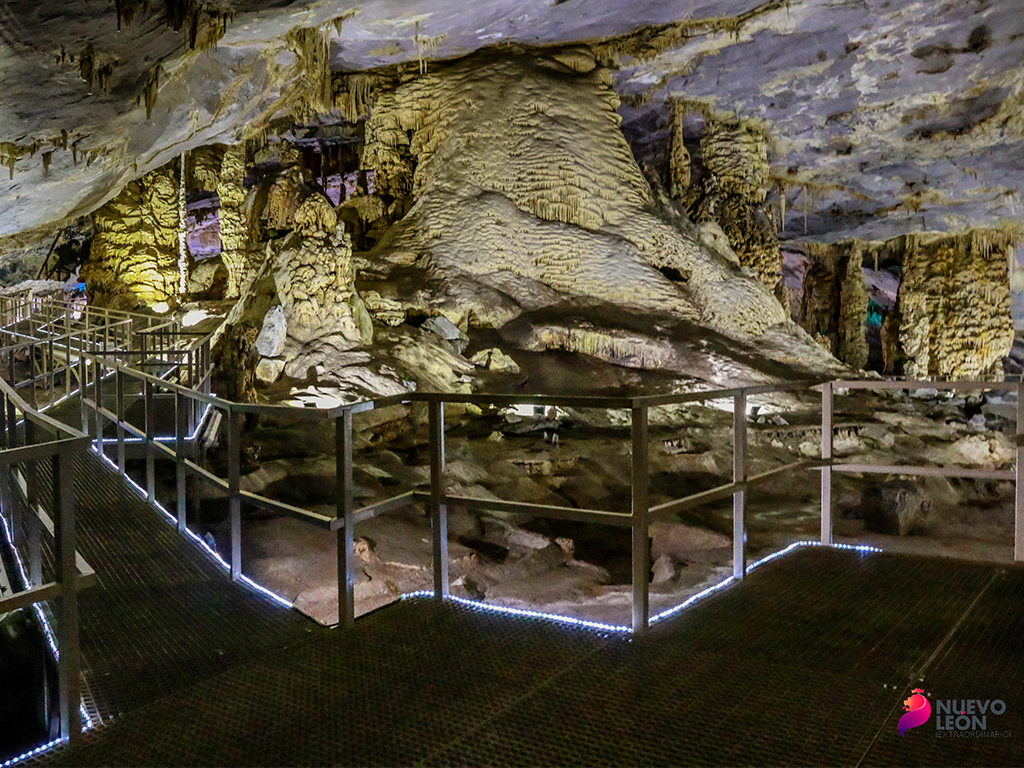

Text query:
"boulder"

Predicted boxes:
[[861, 481, 931, 536], [255, 305, 287, 357]]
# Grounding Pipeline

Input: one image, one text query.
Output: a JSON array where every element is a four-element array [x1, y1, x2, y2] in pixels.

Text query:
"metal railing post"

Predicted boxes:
[[93, 354, 104, 458], [1016, 382, 1023, 562], [64, 309, 71, 400], [53, 444, 81, 744], [24, 418, 42, 587], [336, 410, 355, 628], [821, 381, 834, 546], [631, 403, 650, 633], [227, 409, 242, 580], [46, 338, 54, 406], [7, 396, 18, 449], [428, 399, 449, 600], [733, 391, 747, 579], [79, 341, 88, 433], [176, 391, 188, 533], [145, 380, 156, 504], [116, 369, 126, 476]]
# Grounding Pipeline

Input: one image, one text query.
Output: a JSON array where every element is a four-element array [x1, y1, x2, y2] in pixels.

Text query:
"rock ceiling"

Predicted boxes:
[[1, 0, 1023, 248]]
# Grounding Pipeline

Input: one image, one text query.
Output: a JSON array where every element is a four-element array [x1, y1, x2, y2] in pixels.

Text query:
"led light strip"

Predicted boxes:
[[403, 539, 884, 632], [0, 503, 96, 767], [94, 449, 294, 611]]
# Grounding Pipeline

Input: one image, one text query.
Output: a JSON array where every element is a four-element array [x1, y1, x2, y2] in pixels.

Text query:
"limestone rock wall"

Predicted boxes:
[[363, 47, 786, 338], [82, 164, 181, 307]]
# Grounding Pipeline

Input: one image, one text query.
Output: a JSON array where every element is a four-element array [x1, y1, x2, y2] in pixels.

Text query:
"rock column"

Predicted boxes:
[[82, 165, 181, 308]]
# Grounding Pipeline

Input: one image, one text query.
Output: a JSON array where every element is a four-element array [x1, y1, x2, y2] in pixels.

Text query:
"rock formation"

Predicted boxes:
[[243, 195, 372, 383], [893, 230, 1015, 379], [81, 163, 183, 308], [364, 47, 787, 340], [217, 144, 247, 298], [795, 228, 1017, 378], [798, 241, 869, 370]]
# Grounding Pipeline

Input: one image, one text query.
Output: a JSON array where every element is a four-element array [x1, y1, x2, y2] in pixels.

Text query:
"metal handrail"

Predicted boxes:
[[0, 370, 91, 746]]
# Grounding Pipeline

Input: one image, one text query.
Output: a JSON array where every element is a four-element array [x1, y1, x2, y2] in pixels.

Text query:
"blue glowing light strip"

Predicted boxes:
[[400, 591, 631, 634], [1, 738, 62, 767], [404, 539, 883, 633], [94, 449, 293, 611], [0, 504, 96, 762]]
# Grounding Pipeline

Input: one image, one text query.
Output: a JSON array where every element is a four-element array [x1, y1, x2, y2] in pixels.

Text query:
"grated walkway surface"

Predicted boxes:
[[27, 545, 1024, 767], [36, 449, 316, 722]]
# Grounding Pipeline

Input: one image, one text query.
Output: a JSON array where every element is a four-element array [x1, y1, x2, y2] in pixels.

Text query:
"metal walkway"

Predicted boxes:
[[34, 449, 315, 724], [24, 545, 1024, 767]]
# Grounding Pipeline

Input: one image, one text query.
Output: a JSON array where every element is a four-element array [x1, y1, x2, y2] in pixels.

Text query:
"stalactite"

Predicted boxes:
[[178, 151, 188, 296], [217, 143, 247, 298], [667, 103, 691, 200], [137, 66, 162, 120], [333, 73, 379, 123], [285, 26, 334, 120], [689, 118, 781, 292]]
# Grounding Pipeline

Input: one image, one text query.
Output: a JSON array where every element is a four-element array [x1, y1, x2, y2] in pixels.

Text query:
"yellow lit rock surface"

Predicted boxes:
[[81, 164, 181, 308]]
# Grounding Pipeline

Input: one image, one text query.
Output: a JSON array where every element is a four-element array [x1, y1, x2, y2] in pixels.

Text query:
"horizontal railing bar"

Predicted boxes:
[[182, 458, 228, 490], [0, 416, 86, 450], [744, 460, 821, 489], [649, 481, 740, 519], [831, 463, 1015, 480], [349, 491, 419, 526], [0, 582, 62, 612], [436, 492, 633, 527], [634, 380, 823, 407], [238, 490, 335, 529], [833, 379, 1019, 391]]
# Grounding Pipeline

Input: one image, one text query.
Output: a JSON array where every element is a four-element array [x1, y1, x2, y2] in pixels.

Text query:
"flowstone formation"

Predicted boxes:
[[364, 47, 788, 339], [666, 107, 782, 297], [81, 164, 183, 308], [891, 230, 1015, 379]]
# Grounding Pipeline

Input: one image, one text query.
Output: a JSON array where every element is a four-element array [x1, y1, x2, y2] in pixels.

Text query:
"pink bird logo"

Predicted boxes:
[[898, 689, 932, 737]]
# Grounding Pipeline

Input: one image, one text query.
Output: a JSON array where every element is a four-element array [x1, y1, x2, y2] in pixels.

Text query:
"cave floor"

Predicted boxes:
[[26, 450, 1024, 768]]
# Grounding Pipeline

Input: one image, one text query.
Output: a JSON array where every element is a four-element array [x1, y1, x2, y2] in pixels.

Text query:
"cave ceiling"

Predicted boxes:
[[1, 0, 1023, 248]]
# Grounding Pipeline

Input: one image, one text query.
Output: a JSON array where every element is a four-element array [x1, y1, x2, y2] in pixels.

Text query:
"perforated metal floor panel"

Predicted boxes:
[[26, 546, 1024, 767], [36, 450, 315, 722]]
